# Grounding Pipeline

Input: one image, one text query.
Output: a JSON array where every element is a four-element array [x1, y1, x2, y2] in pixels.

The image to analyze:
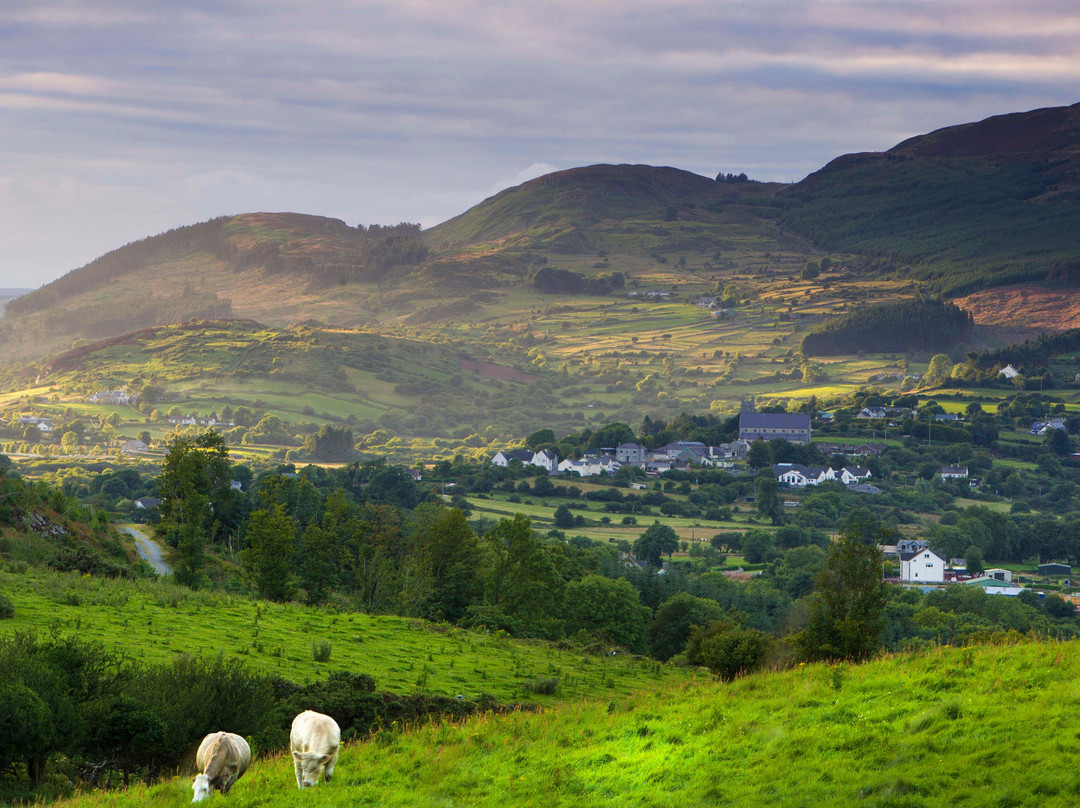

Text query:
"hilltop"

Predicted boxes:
[[782, 102, 1080, 297]]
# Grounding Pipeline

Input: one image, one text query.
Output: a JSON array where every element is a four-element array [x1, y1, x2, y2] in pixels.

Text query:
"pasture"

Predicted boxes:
[[39, 639, 1080, 807], [0, 567, 695, 704]]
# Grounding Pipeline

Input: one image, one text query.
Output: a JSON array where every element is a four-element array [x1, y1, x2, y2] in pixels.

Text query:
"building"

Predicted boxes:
[[738, 411, 812, 444], [1038, 563, 1071, 576], [940, 465, 969, 479], [999, 364, 1020, 380], [900, 547, 946, 583], [616, 443, 647, 464]]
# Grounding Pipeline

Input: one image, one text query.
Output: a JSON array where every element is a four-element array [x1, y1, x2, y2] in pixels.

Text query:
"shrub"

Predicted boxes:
[[0, 593, 12, 619], [312, 640, 333, 662], [529, 676, 559, 695]]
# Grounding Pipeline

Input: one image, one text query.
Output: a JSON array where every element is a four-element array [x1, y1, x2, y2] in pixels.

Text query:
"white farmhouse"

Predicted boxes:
[[900, 547, 946, 583]]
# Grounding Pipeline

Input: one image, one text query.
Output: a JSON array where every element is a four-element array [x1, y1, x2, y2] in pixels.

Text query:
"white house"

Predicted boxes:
[[558, 455, 620, 477], [530, 449, 560, 473], [491, 449, 534, 467], [940, 465, 969, 479], [772, 464, 835, 487], [839, 467, 873, 485], [999, 364, 1020, 380], [900, 547, 946, 583]]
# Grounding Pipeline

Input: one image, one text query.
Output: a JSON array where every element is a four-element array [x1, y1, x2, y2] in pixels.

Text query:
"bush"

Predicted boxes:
[[312, 640, 333, 662], [0, 593, 12, 619], [686, 620, 771, 681], [529, 676, 559, 695]]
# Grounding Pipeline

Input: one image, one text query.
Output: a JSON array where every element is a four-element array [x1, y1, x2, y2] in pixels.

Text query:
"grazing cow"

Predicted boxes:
[[290, 710, 340, 789], [192, 731, 251, 802]]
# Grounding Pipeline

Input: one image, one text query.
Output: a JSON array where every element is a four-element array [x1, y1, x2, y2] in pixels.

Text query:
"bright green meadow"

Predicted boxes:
[[39, 639, 1080, 807], [0, 567, 690, 704]]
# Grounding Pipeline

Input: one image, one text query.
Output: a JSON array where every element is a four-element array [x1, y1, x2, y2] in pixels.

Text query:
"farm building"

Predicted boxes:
[[1038, 563, 1071, 576]]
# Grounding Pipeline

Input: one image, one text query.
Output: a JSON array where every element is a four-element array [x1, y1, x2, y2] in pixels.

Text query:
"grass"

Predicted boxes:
[[40, 638, 1080, 807], [0, 567, 694, 704]]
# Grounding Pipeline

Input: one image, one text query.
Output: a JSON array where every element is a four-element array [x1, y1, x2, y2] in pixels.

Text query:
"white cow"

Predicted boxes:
[[192, 731, 251, 802], [290, 710, 340, 789]]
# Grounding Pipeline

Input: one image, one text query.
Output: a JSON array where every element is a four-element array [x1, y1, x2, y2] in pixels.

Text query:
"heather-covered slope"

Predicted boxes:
[[781, 102, 1080, 297]]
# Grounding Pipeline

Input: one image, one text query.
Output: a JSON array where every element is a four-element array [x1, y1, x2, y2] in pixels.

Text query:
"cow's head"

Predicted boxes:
[[192, 773, 211, 802], [293, 752, 330, 788]]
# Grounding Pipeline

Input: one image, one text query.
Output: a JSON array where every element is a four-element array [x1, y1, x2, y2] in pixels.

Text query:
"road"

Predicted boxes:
[[120, 525, 173, 575]]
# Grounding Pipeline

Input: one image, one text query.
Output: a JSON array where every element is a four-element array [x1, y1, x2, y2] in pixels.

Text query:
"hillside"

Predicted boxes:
[[41, 640, 1080, 807], [426, 164, 778, 249], [781, 102, 1080, 297]]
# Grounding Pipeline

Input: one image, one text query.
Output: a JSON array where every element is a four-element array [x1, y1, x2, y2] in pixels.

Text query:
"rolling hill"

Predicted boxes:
[[781, 102, 1080, 297], [38, 639, 1080, 808]]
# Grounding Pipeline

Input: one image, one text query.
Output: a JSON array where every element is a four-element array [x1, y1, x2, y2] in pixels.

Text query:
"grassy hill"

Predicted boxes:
[[40, 638, 1080, 807], [781, 102, 1080, 297], [0, 566, 687, 705]]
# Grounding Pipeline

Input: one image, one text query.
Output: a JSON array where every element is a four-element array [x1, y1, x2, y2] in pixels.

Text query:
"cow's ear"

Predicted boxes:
[[320, 755, 330, 764], [292, 751, 302, 760]]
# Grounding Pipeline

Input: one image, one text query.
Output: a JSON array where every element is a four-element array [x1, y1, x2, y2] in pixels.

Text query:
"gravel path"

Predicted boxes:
[[121, 526, 173, 575]]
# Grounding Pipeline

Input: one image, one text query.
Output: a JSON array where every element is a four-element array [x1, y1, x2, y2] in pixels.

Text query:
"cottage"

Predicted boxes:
[[134, 496, 162, 510], [838, 466, 872, 485], [900, 547, 946, 583], [940, 465, 969, 479], [856, 407, 887, 420], [852, 443, 886, 457], [120, 439, 148, 454], [999, 364, 1020, 380], [491, 449, 534, 467]]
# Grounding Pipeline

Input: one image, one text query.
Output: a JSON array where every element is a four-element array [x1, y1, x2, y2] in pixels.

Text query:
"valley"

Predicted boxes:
[[4, 103, 1080, 807]]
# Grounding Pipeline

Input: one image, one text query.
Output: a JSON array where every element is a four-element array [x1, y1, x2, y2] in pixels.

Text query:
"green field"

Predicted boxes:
[[38, 639, 1080, 807], [0, 567, 693, 704]]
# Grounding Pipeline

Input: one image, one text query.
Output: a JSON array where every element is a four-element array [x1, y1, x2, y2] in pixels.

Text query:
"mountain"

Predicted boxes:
[[0, 165, 797, 361], [781, 102, 1080, 296]]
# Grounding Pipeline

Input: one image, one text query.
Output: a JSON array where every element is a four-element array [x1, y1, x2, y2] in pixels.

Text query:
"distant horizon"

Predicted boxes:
[[3, 1, 1078, 288]]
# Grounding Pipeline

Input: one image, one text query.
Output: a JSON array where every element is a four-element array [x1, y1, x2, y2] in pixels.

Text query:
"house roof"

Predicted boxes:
[[739, 412, 811, 430], [941, 465, 969, 475], [900, 548, 945, 562]]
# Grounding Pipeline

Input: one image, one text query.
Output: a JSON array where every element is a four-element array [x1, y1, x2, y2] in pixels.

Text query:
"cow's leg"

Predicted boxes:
[[293, 754, 304, 789], [324, 749, 339, 783]]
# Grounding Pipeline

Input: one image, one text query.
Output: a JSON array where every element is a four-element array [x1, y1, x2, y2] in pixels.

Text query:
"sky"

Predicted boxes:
[[1, 0, 1078, 289]]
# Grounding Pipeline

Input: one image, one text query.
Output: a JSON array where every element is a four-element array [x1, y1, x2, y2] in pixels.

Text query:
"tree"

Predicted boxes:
[[476, 515, 565, 638], [686, 620, 771, 680], [563, 575, 650, 652], [741, 528, 776, 564], [755, 472, 782, 524], [963, 544, 985, 576], [924, 354, 954, 387], [553, 504, 574, 528], [633, 521, 679, 567], [406, 504, 481, 622], [794, 515, 889, 661], [299, 522, 339, 604], [1045, 426, 1071, 456], [747, 439, 772, 469], [157, 432, 234, 588], [243, 505, 297, 601], [648, 592, 725, 661]]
